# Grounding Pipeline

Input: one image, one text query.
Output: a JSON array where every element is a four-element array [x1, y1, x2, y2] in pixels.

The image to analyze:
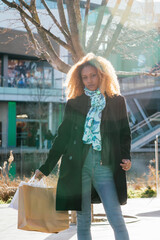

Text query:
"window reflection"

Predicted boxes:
[[44, 67, 53, 88], [16, 102, 48, 148], [8, 59, 53, 88]]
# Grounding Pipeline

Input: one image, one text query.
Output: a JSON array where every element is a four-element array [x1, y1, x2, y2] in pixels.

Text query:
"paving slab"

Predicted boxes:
[[0, 198, 160, 240]]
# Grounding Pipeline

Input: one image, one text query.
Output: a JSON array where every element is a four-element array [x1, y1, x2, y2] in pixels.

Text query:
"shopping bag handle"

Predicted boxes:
[[28, 174, 46, 187], [29, 174, 37, 183]]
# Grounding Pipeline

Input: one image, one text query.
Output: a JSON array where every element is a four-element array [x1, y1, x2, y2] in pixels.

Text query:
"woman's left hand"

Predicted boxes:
[[120, 159, 131, 171]]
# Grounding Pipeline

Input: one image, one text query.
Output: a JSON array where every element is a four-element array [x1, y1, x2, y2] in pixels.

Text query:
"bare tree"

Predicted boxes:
[[1, 0, 159, 76]]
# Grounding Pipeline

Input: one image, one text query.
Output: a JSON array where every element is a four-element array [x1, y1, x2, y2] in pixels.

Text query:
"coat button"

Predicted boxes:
[[73, 140, 76, 144], [75, 126, 78, 130], [100, 160, 102, 165], [69, 156, 72, 160]]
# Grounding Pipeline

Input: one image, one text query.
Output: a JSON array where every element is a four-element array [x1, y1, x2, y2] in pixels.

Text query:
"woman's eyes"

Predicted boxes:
[[92, 74, 96, 77], [82, 74, 97, 80]]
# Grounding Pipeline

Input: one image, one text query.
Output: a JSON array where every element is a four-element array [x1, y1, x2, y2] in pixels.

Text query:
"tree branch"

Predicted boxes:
[[65, 0, 85, 59], [28, 0, 70, 73], [74, 0, 83, 45], [20, 12, 37, 49], [19, 10, 48, 59], [56, 0, 79, 62], [94, 0, 121, 53], [1, 0, 72, 52], [82, 0, 90, 48], [13, 1, 57, 67], [40, 1, 78, 62], [74, 0, 82, 24], [57, 0, 70, 36], [103, 0, 134, 58], [41, 0, 69, 40], [19, 0, 30, 11], [87, 0, 108, 52]]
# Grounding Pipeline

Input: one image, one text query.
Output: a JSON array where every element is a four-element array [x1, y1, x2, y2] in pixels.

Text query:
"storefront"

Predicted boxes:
[[0, 28, 65, 150], [16, 102, 48, 148], [7, 59, 54, 89], [0, 27, 59, 89]]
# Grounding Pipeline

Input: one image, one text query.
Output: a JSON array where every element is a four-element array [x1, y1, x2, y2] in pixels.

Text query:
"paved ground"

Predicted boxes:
[[0, 198, 160, 240]]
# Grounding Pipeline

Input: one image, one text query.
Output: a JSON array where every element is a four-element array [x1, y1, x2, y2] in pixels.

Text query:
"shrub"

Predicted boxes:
[[0, 174, 58, 203], [127, 162, 157, 199], [141, 186, 156, 198], [127, 186, 156, 198], [0, 178, 20, 202]]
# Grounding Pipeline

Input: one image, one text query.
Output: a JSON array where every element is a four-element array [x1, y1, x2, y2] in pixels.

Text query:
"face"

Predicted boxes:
[[81, 65, 100, 91]]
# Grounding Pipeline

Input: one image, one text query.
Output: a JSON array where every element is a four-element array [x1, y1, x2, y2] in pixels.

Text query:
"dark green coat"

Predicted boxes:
[[39, 93, 131, 211]]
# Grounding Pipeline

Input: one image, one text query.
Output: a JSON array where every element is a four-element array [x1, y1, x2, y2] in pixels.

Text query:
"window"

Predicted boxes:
[[44, 66, 53, 88], [16, 102, 48, 147], [16, 121, 39, 147], [7, 59, 54, 89], [16, 102, 48, 120]]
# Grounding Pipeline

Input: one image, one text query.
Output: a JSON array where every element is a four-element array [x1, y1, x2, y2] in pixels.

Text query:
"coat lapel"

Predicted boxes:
[[101, 94, 109, 122], [72, 93, 90, 116], [72, 93, 110, 132]]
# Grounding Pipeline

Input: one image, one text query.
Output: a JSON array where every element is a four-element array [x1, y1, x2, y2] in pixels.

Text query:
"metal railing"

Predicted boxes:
[[120, 76, 160, 92], [0, 75, 64, 90], [131, 112, 160, 135], [1, 74, 160, 92], [131, 112, 160, 149]]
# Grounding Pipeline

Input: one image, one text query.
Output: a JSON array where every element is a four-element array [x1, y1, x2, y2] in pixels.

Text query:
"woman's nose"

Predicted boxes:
[[87, 77, 92, 83]]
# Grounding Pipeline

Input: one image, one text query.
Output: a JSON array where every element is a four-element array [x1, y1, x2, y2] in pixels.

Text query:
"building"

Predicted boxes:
[[0, 27, 67, 150], [0, 0, 159, 178]]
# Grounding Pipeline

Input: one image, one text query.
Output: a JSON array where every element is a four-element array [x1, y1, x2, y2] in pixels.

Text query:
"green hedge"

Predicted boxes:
[[128, 186, 156, 198]]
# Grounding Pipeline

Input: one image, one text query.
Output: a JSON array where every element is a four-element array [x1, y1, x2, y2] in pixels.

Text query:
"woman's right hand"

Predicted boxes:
[[34, 169, 44, 180]]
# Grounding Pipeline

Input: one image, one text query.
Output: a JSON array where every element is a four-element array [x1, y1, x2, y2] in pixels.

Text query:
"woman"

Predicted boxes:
[[35, 53, 131, 240]]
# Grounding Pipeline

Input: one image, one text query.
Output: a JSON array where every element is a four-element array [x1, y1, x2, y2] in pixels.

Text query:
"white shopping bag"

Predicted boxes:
[[9, 175, 46, 210]]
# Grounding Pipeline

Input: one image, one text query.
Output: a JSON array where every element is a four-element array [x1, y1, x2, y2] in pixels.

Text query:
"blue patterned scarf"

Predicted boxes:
[[82, 87, 106, 151]]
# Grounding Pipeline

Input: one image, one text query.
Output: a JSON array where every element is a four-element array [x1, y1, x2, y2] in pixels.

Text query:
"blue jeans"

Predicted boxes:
[[77, 147, 129, 240]]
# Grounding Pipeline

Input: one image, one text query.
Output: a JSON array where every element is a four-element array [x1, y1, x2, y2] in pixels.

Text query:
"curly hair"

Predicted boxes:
[[65, 53, 120, 99]]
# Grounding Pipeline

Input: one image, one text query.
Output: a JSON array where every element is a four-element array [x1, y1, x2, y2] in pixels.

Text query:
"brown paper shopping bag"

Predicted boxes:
[[18, 185, 69, 233]]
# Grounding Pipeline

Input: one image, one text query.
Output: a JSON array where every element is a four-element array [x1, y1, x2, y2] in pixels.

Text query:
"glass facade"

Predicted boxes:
[[7, 59, 54, 88], [16, 102, 48, 148], [16, 121, 48, 148], [16, 102, 48, 120]]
